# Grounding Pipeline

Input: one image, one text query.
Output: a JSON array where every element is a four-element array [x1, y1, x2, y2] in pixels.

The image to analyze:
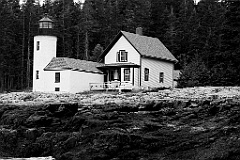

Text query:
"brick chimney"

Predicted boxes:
[[136, 27, 143, 35]]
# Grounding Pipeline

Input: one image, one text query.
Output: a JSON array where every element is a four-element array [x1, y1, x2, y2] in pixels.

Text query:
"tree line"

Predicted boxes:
[[0, 0, 239, 91]]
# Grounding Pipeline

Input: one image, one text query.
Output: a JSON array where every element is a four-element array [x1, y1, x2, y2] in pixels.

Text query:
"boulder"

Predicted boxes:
[[44, 103, 78, 118], [25, 128, 43, 141], [26, 111, 53, 127]]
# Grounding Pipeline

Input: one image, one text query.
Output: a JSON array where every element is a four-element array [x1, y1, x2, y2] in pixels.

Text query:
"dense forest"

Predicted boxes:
[[0, 0, 239, 91]]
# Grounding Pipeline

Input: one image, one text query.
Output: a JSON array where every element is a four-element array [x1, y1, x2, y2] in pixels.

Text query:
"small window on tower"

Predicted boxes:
[[37, 41, 40, 51], [36, 70, 39, 79], [55, 72, 60, 83]]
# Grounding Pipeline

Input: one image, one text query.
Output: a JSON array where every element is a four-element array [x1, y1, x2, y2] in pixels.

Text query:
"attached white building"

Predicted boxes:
[[32, 16, 178, 93]]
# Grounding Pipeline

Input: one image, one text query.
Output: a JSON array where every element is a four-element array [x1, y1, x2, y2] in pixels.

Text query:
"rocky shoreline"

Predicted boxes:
[[1, 87, 240, 160]]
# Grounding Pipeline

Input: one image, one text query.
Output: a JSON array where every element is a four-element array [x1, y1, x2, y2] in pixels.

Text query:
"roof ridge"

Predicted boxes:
[[121, 30, 158, 39], [100, 30, 178, 63], [121, 31, 178, 63], [55, 57, 103, 64], [45, 57, 104, 73]]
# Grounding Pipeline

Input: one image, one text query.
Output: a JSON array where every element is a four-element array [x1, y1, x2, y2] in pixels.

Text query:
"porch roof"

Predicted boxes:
[[97, 62, 140, 69]]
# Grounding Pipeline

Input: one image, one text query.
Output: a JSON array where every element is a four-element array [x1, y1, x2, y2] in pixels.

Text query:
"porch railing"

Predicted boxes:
[[89, 82, 133, 91]]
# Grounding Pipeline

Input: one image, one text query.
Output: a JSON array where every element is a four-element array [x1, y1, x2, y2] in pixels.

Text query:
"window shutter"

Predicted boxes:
[[116, 52, 119, 62]]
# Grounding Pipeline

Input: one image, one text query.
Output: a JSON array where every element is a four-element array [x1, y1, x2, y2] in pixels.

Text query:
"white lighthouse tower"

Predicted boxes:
[[33, 15, 57, 92]]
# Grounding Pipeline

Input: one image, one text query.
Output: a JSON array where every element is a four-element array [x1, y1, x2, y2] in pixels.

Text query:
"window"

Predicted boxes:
[[124, 68, 130, 81], [36, 70, 39, 79], [117, 50, 128, 62], [37, 41, 40, 50], [55, 72, 60, 83], [55, 87, 60, 91], [159, 72, 164, 83], [144, 68, 149, 81]]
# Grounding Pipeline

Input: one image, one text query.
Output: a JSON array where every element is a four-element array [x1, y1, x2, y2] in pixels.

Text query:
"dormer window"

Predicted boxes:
[[117, 50, 128, 62]]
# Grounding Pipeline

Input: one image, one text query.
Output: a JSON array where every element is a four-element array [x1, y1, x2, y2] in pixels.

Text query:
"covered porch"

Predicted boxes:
[[91, 63, 140, 91]]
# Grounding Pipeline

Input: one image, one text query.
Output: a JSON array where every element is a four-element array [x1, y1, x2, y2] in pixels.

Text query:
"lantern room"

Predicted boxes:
[[39, 17, 53, 28], [38, 15, 54, 35]]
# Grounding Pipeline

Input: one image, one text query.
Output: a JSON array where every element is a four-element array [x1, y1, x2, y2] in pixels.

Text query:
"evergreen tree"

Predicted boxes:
[[178, 55, 210, 87], [219, 0, 240, 85], [90, 44, 103, 62], [21, 0, 42, 89], [0, 0, 24, 91], [1, 0, 240, 91]]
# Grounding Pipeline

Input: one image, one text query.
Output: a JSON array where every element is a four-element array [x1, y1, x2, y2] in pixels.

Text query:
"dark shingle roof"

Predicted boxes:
[[44, 57, 104, 74], [121, 31, 178, 62], [100, 31, 178, 63]]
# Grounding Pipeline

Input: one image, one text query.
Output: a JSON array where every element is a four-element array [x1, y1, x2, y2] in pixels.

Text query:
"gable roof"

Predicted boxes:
[[44, 57, 104, 74], [100, 31, 178, 63]]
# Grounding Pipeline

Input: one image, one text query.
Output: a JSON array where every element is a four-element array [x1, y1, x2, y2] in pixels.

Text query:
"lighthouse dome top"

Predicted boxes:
[[39, 16, 53, 22], [39, 15, 53, 29]]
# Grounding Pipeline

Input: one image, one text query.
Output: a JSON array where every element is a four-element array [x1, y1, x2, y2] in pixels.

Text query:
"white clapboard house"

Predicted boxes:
[[32, 16, 178, 93]]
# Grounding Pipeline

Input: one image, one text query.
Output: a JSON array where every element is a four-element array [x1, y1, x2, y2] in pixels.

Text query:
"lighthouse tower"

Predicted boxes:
[[33, 15, 57, 92]]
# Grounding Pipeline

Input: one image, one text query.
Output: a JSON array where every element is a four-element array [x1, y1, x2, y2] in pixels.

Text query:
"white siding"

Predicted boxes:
[[141, 58, 174, 88], [33, 69, 104, 93], [53, 71, 71, 92], [133, 68, 140, 87], [33, 70, 70, 92], [33, 70, 71, 93], [105, 36, 140, 65], [33, 35, 57, 92], [69, 71, 104, 93]]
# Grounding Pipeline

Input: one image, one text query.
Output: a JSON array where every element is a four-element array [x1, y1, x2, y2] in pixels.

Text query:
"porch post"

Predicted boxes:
[[114, 69, 119, 80], [132, 67, 134, 86]]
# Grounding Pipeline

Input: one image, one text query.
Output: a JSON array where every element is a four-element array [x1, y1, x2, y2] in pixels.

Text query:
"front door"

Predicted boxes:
[[109, 69, 121, 81]]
